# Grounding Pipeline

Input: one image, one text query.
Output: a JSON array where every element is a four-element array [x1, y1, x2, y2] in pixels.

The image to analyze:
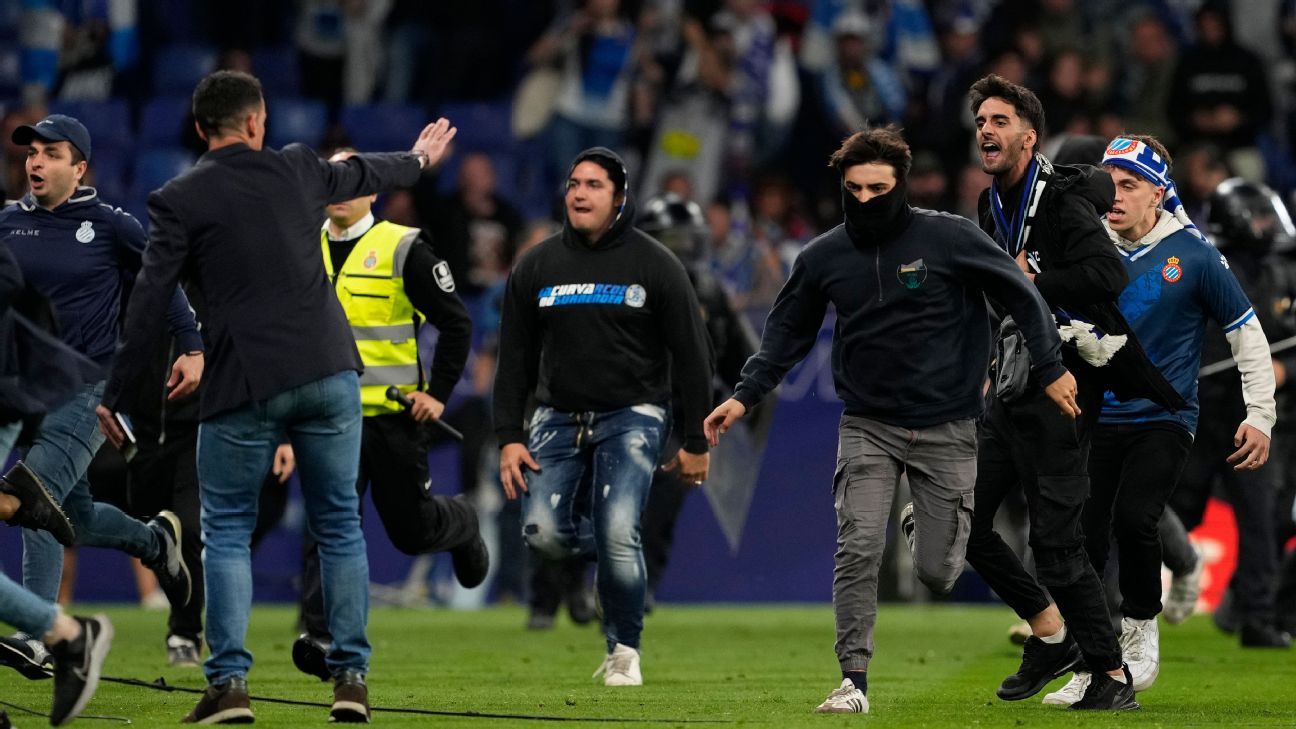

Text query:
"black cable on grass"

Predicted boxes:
[[99, 675, 731, 724], [0, 699, 131, 723]]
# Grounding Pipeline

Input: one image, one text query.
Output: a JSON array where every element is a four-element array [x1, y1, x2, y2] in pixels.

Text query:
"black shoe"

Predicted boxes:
[[0, 632, 53, 679], [330, 669, 370, 723], [450, 534, 490, 590], [292, 634, 332, 681], [1, 461, 75, 546], [900, 502, 916, 553], [1213, 590, 1239, 635], [1070, 664, 1140, 711], [49, 614, 114, 726], [996, 634, 1083, 701], [182, 676, 254, 724], [526, 612, 556, 630], [1240, 622, 1292, 648], [144, 510, 193, 608]]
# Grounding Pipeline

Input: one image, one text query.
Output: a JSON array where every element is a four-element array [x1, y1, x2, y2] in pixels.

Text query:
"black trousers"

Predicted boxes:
[[1084, 422, 1194, 620], [300, 412, 478, 639], [964, 363, 1124, 672], [128, 424, 288, 644], [1171, 412, 1280, 625]]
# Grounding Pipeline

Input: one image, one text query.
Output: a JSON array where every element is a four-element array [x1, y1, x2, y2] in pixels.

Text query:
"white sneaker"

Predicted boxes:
[[1163, 545, 1204, 624], [1042, 671, 1090, 706], [593, 644, 641, 686], [814, 678, 869, 714], [1120, 616, 1160, 690]]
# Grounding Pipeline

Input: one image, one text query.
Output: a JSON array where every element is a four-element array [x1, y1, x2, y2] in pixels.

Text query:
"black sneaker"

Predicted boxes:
[[330, 669, 370, 723], [900, 502, 916, 553], [996, 634, 1083, 701], [1, 461, 75, 547], [48, 615, 114, 726], [0, 632, 53, 679], [144, 511, 193, 608], [293, 634, 332, 681], [182, 676, 254, 724], [1070, 664, 1140, 711], [1240, 622, 1292, 648]]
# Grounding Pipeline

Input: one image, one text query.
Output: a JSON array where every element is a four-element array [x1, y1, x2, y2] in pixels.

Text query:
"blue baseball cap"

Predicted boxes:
[[12, 114, 92, 162]]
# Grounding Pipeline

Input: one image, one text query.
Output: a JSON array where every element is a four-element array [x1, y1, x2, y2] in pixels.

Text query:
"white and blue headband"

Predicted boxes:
[[1102, 137, 1208, 242]]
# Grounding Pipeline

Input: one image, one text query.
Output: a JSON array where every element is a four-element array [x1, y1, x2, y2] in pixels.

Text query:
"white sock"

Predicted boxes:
[[1038, 625, 1067, 644]]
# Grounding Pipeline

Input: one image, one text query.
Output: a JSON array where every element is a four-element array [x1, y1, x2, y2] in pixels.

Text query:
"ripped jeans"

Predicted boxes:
[[521, 403, 667, 651]]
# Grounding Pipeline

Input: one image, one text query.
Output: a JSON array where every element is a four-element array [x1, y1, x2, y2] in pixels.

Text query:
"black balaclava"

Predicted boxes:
[[842, 180, 913, 245]]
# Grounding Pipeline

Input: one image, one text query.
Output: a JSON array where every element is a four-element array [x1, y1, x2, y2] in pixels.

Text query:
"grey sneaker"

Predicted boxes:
[[900, 502, 916, 553]]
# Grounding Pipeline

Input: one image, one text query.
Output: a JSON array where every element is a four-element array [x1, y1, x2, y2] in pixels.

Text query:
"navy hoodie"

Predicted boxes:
[[0, 187, 202, 366], [734, 204, 1065, 428]]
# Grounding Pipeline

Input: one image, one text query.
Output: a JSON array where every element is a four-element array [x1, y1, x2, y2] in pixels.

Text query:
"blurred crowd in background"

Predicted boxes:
[[3, 0, 1296, 610]]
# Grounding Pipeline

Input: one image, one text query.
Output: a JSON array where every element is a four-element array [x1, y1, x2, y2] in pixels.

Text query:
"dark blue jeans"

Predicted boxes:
[[197, 371, 366, 683], [521, 403, 666, 651]]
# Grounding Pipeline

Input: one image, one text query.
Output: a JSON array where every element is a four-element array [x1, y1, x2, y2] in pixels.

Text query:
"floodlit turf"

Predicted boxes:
[[1, 603, 1292, 727]]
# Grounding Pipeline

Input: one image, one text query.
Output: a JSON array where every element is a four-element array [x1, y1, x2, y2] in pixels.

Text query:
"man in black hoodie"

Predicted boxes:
[[961, 74, 1183, 712], [704, 126, 1072, 714], [493, 147, 713, 687]]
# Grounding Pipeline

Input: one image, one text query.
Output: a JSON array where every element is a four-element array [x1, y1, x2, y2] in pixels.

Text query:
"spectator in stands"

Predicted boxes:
[[1177, 143, 1233, 223], [1116, 13, 1178, 146], [1038, 48, 1091, 136], [528, 0, 642, 193], [817, 11, 906, 139], [1169, 2, 1273, 181], [428, 152, 524, 297], [750, 174, 812, 275]]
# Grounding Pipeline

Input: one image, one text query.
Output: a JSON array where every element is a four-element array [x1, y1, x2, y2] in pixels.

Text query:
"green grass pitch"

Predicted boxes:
[[1, 604, 1292, 727]]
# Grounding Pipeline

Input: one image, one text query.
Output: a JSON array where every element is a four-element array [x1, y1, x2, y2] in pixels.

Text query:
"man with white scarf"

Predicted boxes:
[[1043, 134, 1277, 707]]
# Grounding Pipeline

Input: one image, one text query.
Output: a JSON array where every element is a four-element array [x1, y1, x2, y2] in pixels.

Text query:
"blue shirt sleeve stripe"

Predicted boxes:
[[1223, 308, 1254, 333]]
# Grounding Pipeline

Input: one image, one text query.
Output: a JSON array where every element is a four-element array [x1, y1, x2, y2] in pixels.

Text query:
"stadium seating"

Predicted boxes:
[[50, 98, 134, 155], [266, 97, 327, 149], [152, 44, 217, 96], [339, 102, 426, 153], [252, 45, 300, 96], [138, 95, 192, 149], [434, 99, 514, 154], [132, 147, 195, 196]]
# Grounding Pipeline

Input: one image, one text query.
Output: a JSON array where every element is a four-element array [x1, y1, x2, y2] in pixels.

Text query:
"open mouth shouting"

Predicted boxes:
[[28, 173, 46, 194], [980, 141, 1002, 167]]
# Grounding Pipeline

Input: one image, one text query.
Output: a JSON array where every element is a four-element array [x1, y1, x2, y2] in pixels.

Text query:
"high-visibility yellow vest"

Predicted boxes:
[[322, 220, 423, 416]]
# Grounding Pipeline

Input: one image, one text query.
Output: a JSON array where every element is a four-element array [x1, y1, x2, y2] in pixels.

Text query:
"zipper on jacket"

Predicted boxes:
[[159, 340, 174, 446], [875, 247, 883, 303]]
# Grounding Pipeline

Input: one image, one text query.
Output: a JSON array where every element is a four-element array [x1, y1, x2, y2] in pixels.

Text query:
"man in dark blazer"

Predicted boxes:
[[95, 70, 456, 724]]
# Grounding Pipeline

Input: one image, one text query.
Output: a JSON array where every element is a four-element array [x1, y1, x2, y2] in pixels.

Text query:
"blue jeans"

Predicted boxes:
[[1, 421, 57, 637], [21, 380, 160, 602], [197, 371, 366, 684], [522, 403, 666, 652]]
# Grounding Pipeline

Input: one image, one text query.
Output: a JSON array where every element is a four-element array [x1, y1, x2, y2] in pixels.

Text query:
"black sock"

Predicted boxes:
[[842, 671, 867, 693]]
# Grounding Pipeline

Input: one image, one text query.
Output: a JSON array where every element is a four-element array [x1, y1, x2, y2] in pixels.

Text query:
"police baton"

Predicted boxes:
[[1199, 334, 1296, 377], [385, 386, 464, 441]]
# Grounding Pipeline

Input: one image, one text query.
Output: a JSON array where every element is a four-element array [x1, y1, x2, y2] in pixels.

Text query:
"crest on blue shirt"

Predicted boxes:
[[897, 259, 927, 290], [1161, 256, 1182, 284]]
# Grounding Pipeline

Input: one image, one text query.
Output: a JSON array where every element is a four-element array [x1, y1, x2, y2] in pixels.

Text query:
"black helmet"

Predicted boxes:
[[1206, 178, 1296, 254], [638, 193, 707, 262]]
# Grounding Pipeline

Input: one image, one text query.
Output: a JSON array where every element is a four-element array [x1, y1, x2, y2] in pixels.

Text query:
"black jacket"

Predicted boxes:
[[978, 163, 1186, 410], [103, 143, 424, 418], [734, 208, 1065, 429], [493, 148, 714, 453]]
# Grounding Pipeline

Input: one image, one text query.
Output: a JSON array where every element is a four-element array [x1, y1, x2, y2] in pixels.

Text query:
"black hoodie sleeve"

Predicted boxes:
[[732, 253, 829, 410], [950, 222, 1067, 385], [402, 235, 472, 402], [0, 244, 22, 314], [1031, 179, 1129, 307], [492, 253, 541, 447], [656, 249, 715, 454]]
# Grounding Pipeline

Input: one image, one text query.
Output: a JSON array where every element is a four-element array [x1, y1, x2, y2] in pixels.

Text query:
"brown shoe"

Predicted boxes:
[[182, 677, 254, 724], [330, 670, 369, 723]]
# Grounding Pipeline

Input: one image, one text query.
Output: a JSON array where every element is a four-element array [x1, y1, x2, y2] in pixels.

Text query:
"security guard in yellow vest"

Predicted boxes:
[[292, 149, 487, 680]]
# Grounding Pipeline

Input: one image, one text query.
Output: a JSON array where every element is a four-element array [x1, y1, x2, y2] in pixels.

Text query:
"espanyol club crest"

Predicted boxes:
[[433, 261, 455, 292], [1162, 256, 1182, 283], [624, 284, 647, 308], [362, 250, 378, 269], [1105, 138, 1137, 156], [896, 259, 927, 290], [75, 221, 95, 243]]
